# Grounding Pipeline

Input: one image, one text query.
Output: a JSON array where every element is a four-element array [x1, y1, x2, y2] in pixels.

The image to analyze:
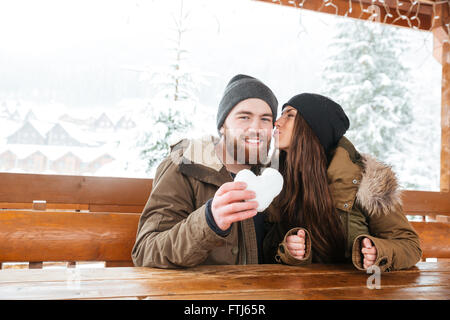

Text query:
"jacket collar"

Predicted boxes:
[[169, 135, 232, 187]]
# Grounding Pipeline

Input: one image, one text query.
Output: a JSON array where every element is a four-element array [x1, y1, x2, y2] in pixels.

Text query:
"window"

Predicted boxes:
[[0, 0, 442, 191]]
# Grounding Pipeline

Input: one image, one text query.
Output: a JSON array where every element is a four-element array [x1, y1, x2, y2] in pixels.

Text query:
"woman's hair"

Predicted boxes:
[[276, 114, 346, 263]]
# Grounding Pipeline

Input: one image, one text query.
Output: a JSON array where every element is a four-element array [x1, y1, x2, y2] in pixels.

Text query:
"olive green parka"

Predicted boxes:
[[263, 137, 422, 272]]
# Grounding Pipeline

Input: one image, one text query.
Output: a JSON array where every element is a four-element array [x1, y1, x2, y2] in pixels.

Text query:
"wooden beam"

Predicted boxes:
[[418, 0, 439, 4], [0, 211, 140, 263], [410, 221, 450, 258], [1, 172, 449, 215], [359, 0, 433, 16], [431, 2, 450, 191], [255, 0, 433, 31], [0, 172, 153, 210], [417, 1, 439, 5], [402, 190, 450, 215], [440, 40, 450, 192], [433, 26, 448, 63]]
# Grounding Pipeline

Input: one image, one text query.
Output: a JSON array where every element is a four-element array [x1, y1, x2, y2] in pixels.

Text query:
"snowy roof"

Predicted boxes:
[[56, 121, 106, 146], [26, 119, 55, 137], [0, 119, 23, 140]]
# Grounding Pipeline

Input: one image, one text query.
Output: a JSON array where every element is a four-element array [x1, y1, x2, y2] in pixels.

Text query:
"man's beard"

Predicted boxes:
[[222, 128, 270, 165]]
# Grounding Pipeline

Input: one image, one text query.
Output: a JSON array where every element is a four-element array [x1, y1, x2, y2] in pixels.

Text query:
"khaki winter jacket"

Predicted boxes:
[[264, 137, 422, 272], [131, 135, 260, 268]]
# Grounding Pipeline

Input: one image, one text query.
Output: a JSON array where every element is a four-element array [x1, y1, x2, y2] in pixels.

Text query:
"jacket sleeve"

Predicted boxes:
[[131, 157, 232, 268], [263, 219, 312, 265], [276, 227, 312, 265], [351, 203, 422, 272]]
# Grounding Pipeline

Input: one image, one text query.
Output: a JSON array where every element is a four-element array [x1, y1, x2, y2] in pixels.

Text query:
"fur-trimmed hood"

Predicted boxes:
[[356, 154, 403, 216], [327, 137, 403, 217]]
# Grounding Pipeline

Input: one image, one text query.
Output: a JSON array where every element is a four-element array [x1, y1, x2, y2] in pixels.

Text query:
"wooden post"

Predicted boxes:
[[105, 261, 134, 268], [32, 200, 47, 211], [29, 262, 43, 269], [442, 39, 450, 192], [432, 2, 450, 192]]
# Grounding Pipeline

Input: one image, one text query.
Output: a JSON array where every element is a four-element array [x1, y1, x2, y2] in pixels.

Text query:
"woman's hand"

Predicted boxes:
[[361, 238, 377, 269], [286, 229, 306, 260]]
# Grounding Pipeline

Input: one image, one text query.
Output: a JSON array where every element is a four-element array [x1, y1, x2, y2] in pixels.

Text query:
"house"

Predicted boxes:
[[0, 143, 116, 175], [0, 151, 17, 171], [0, 102, 9, 118], [46, 123, 82, 146], [24, 110, 37, 121], [9, 110, 21, 122], [86, 154, 115, 173], [50, 152, 82, 174], [58, 114, 85, 126], [115, 116, 136, 130], [18, 151, 48, 173], [93, 113, 114, 130], [7, 121, 46, 145]]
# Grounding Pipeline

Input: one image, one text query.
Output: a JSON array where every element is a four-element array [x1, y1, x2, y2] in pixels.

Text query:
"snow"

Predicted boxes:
[[321, 18, 441, 191], [378, 73, 392, 87], [234, 168, 283, 212], [0, 119, 22, 140], [0, 144, 114, 162], [0, 0, 443, 189], [358, 55, 375, 68]]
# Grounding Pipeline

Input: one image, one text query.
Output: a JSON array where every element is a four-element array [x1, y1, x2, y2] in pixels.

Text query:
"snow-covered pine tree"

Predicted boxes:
[[148, 1, 201, 104], [393, 53, 441, 191], [0, 101, 9, 118], [136, 0, 214, 176], [320, 18, 426, 189], [138, 100, 193, 172]]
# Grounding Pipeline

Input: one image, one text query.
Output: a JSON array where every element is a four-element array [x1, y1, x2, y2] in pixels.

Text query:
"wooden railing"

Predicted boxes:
[[0, 210, 140, 268], [0, 172, 448, 269], [0, 173, 152, 213], [1, 173, 449, 216]]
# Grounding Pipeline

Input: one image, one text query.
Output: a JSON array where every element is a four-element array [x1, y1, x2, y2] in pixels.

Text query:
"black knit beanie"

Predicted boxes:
[[217, 74, 278, 133], [282, 93, 350, 157]]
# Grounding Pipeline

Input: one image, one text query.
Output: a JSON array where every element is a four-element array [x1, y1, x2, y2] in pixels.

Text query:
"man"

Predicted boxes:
[[131, 74, 278, 268]]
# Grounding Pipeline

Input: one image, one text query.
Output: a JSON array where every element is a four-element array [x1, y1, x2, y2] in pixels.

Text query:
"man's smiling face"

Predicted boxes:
[[220, 98, 274, 165]]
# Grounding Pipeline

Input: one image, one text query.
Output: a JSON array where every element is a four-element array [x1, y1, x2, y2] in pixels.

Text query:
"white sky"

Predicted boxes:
[[0, 0, 440, 108], [0, 0, 433, 104]]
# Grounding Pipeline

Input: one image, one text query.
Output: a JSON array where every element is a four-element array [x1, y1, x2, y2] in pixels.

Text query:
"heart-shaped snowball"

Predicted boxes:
[[234, 168, 284, 212]]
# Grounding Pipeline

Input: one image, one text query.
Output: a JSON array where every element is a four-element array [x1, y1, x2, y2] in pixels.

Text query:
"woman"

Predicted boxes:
[[263, 93, 422, 271]]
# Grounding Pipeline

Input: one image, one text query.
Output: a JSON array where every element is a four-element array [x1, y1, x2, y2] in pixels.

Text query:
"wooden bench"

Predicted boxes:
[[0, 173, 152, 213], [401, 190, 450, 260], [0, 210, 447, 269], [411, 221, 450, 260], [0, 173, 449, 268], [0, 173, 151, 269], [0, 210, 140, 268]]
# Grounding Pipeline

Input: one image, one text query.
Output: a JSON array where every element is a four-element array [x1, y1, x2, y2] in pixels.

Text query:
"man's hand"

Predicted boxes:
[[211, 181, 258, 231], [286, 229, 306, 260], [361, 237, 377, 269]]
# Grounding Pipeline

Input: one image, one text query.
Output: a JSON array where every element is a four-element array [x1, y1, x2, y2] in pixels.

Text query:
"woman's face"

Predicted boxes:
[[274, 106, 297, 151]]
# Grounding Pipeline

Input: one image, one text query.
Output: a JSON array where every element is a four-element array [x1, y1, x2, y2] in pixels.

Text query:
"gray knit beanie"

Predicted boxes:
[[216, 74, 278, 133]]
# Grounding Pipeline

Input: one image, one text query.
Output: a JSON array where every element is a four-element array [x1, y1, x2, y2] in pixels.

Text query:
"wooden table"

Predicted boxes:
[[0, 262, 448, 300]]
